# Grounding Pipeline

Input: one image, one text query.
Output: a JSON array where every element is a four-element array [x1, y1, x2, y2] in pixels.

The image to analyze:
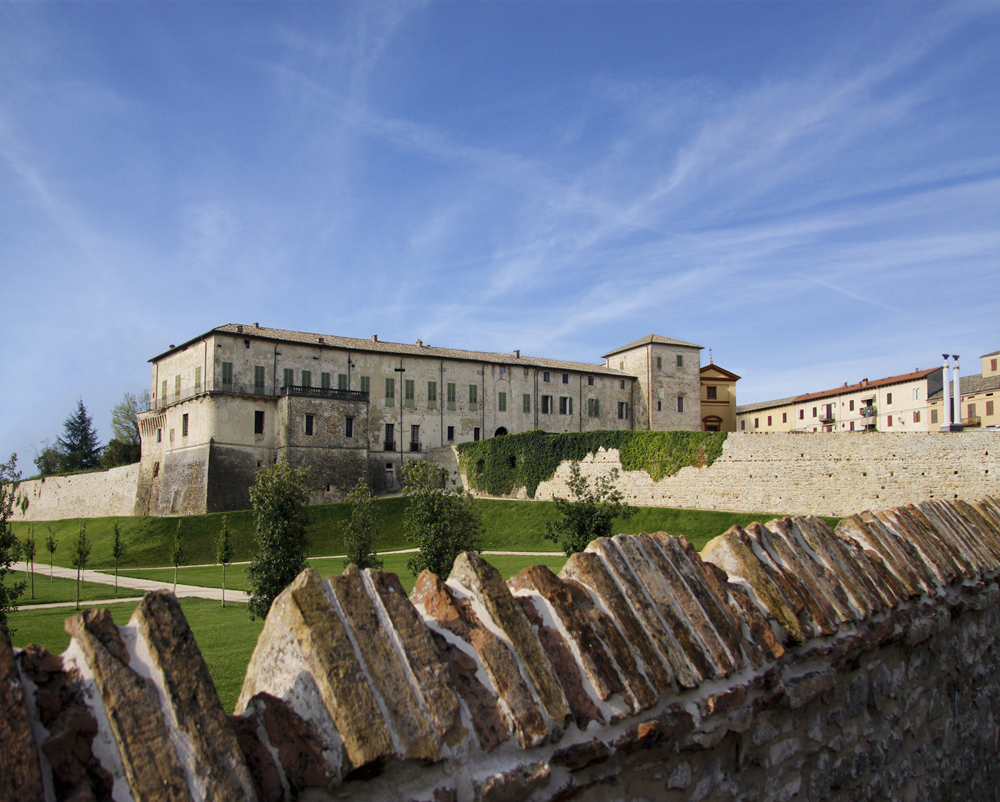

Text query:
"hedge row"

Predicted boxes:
[[456, 430, 728, 498]]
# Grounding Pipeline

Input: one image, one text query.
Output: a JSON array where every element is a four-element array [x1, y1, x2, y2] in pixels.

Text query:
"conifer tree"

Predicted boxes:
[[57, 400, 102, 471]]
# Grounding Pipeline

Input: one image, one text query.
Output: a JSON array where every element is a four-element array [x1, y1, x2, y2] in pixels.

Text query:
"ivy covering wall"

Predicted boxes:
[[456, 430, 728, 498]]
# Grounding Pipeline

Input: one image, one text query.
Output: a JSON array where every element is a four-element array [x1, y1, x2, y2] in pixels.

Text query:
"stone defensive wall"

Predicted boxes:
[[518, 431, 999, 517], [13, 463, 141, 523], [5, 496, 1000, 801]]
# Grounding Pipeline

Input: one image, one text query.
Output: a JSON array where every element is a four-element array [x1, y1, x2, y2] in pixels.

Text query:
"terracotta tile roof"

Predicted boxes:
[[602, 334, 703, 359], [153, 324, 634, 377]]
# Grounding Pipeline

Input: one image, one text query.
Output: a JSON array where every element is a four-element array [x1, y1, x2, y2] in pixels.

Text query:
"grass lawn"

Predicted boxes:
[[8, 599, 264, 714], [3, 572, 145, 605], [12, 497, 833, 572]]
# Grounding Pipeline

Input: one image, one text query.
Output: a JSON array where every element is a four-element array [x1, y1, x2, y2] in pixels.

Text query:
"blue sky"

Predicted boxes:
[[2, 1, 999, 467]]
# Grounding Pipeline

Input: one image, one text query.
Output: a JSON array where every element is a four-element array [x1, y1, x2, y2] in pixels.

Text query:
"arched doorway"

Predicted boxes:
[[702, 416, 723, 432], [494, 427, 508, 437]]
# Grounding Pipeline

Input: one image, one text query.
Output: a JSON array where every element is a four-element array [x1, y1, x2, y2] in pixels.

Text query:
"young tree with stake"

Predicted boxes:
[[216, 516, 234, 608], [45, 527, 58, 581], [111, 519, 127, 592], [72, 522, 92, 611], [23, 525, 37, 600], [171, 520, 186, 593]]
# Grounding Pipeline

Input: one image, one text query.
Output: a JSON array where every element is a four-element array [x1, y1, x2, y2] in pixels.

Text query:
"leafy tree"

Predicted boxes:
[[0, 454, 26, 635], [102, 390, 148, 468], [44, 527, 58, 581], [32, 440, 64, 477], [57, 400, 102, 472], [72, 522, 92, 611], [246, 460, 312, 620], [543, 462, 638, 556], [341, 477, 384, 571], [23, 525, 36, 600], [111, 519, 127, 592], [404, 460, 484, 579], [216, 516, 234, 608], [171, 520, 186, 593]]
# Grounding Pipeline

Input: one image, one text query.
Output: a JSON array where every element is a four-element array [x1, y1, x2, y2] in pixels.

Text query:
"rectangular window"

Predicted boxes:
[[338, 373, 348, 391], [360, 376, 370, 395], [913, 411, 921, 423], [767, 415, 772, 426], [523, 393, 531, 413], [345, 417, 353, 437], [255, 411, 265, 435], [913, 388, 920, 401], [987, 400, 995, 417], [562, 373, 569, 384], [498, 392, 507, 412], [221, 363, 233, 390], [447, 383, 456, 410], [782, 413, 787, 423], [542, 395, 553, 414], [182, 414, 189, 437], [321, 372, 331, 390], [385, 377, 395, 406], [157, 428, 162, 443], [474, 427, 480, 441], [754, 418, 759, 429], [812, 407, 817, 417], [706, 386, 717, 399], [301, 370, 312, 388], [523, 367, 529, 376], [620, 380, 626, 390], [305, 415, 314, 436], [993, 359, 998, 372], [677, 396, 684, 413], [657, 356, 662, 370], [254, 366, 266, 394], [618, 401, 629, 420], [161, 380, 168, 405], [657, 400, 662, 411], [499, 365, 506, 374], [404, 379, 415, 408], [427, 381, 437, 409], [283, 368, 294, 388], [469, 384, 478, 411], [384, 423, 394, 451], [447, 426, 455, 441], [543, 371, 550, 382], [887, 392, 893, 405], [588, 376, 595, 386], [850, 421, 855, 430], [194, 367, 201, 394], [968, 403, 977, 418], [931, 409, 939, 424], [588, 398, 600, 417], [887, 415, 892, 427], [849, 400, 855, 411], [410, 425, 420, 451], [620, 361, 624, 370], [799, 409, 804, 419], [175, 375, 181, 401], [676, 354, 683, 367], [740, 420, 745, 431], [559, 397, 573, 415]]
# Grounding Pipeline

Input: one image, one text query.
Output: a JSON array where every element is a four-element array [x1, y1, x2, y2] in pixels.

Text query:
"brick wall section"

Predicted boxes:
[[13, 463, 140, 522], [522, 432, 1000, 516], [4, 496, 1000, 801]]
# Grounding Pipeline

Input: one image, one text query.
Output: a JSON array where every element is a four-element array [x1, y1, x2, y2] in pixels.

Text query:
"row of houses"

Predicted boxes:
[[136, 324, 739, 515], [736, 350, 1000, 434]]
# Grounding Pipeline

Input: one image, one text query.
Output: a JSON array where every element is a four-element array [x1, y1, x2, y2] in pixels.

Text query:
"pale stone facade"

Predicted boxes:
[[699, 362, 740, 431], [134, 324, 708, 514]]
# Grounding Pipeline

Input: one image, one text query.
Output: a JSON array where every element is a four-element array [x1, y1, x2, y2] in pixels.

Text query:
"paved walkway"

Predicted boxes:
[[11, 549, 563, 610]]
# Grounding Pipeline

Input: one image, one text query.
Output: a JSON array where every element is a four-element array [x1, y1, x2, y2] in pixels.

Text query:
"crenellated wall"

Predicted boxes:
[[4, 496, 1000, 801]]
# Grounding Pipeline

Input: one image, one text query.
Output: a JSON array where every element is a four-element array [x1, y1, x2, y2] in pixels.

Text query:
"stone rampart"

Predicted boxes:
[[13, 463, 141, 523], [4, 496, 1000, 801], [516, 431, 999, 516]]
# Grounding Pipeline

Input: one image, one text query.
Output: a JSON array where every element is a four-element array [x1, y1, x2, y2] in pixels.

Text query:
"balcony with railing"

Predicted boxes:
[[383, 440, 396, 452], [963, 415, 982, 427], [148, 381, 369, 410], [409, 441, 422, 453]]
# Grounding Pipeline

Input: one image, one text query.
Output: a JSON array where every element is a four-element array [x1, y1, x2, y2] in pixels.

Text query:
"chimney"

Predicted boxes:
[[513, 350, 520, 358], [416, 339, 423, 347], [254, 322, 260, 328], [372, 335, 378, 342]]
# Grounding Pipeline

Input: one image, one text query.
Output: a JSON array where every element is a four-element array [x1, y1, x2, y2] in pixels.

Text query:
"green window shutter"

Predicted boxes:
[[523, 394, 531, 413], [301, 370, 312, 388], [222, 363, 234, 388], [360, 376, 370, 395], [498, 392, 506, 412], [405, 379, 415, 408], [594, 398, 600, 417], [255, 366, 266, 393], [283, 368, 294, 388], [427, 381, 437, 408], [338, 373, 348, 390], [469, 384, 478, 411], [194, 366, 201, 393], [385, 377, 395, 406], [321, 372, 331, 389], [161, 380, 167, 405], [677, 354, 684, 367], [175, 375, 181, 400], [447, 383, 456, 410]]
